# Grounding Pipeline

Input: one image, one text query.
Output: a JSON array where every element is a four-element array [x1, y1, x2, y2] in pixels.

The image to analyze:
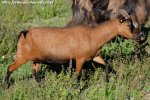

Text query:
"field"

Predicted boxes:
[[0, 0, 150, 100]]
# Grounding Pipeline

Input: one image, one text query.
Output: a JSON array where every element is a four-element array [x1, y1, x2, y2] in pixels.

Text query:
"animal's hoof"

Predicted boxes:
[[2, 81, 10, 89], [105, 78, 109, 83], [104, 75, 109, 83], [35, 77, 41, 83], [3, 78, 15, 89]]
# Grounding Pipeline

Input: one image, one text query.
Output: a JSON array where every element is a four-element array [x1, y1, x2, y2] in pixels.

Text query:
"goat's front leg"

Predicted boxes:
[[76, 58, 85, 80], [32, 62, 40, 82], [93, 56, 109, 82]]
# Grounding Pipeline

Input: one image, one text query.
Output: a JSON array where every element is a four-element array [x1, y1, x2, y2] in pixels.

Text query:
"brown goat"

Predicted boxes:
[[5, 17, 144, 87]]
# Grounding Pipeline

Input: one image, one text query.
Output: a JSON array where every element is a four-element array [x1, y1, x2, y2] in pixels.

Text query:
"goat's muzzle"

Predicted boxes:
[[134, 31, 146, 43]]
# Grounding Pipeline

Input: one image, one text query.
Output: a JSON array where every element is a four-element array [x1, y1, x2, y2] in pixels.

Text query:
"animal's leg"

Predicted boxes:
[[93, 56, 109, 82], [5, 58, 27, 87], [76, 58, 85, 80], [93, 56, 106, 65], [32, 62, 40, 82]]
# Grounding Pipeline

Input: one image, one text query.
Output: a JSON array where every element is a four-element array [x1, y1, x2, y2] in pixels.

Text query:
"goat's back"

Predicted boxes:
[[19, 26, 93, 61]]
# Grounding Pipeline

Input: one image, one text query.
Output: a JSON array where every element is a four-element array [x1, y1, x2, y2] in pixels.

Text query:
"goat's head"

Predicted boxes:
[[117, 9, 146, 42]]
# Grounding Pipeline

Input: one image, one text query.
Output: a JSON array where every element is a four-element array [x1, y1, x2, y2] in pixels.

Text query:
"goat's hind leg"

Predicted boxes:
[[4, 58, 27, 88], [93, 56, 109, 82]]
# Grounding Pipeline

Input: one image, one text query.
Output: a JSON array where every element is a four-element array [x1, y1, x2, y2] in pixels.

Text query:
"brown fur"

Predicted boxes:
[[68, 0, 96, 26], [5, 18, 143, 86], [69, 0, 149, 26]]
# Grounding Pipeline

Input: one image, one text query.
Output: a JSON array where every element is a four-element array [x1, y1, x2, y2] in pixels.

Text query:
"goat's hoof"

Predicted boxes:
[[104, 76, 109, 83], [35, 77, 42, 83], [2, 81, 10, 89], [3, 78, 15, 89], [104, 78, 109, 83]]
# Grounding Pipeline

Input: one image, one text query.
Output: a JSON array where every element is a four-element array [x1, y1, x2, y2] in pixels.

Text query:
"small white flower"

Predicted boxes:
[[2, 56, 5, 59]]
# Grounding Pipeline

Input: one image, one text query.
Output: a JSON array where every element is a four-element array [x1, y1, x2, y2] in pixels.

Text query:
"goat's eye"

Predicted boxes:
[[119, 17, 126, 23]]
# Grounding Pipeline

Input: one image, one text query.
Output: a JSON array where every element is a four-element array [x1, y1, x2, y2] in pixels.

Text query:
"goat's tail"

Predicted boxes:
[[17, 30, 28, 42]]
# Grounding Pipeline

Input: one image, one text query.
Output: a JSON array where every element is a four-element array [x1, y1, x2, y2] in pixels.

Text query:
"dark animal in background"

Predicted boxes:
[[68, 0, 149, 28], [68, 0, 96, 26], [5, 10, 145, 87]]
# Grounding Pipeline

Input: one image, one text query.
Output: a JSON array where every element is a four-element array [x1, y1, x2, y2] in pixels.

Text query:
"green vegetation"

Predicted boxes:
[[0, 0, 150, 99]]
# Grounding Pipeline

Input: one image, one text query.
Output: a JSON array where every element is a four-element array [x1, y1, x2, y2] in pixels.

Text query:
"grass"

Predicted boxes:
[[0, 0, 150, 99]]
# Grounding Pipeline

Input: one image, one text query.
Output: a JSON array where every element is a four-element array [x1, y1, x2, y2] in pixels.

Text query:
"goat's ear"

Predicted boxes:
[[119, 17, 126, 23]]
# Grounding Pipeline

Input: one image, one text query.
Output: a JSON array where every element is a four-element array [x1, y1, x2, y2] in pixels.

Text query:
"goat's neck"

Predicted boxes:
[[92, 21, 119, 48]]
